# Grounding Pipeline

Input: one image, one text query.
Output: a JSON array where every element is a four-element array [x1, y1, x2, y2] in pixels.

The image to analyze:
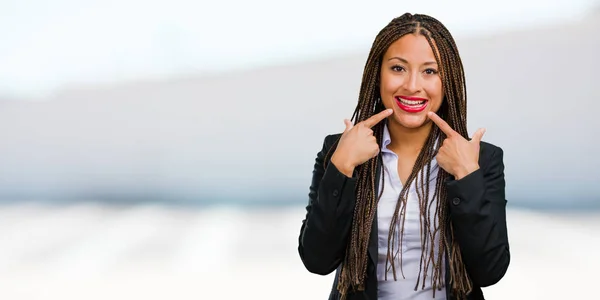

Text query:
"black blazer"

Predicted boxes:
[[298, 133, 510, 300]]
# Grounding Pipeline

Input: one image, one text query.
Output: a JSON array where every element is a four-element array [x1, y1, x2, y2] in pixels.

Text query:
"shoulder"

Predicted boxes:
[[479, 141, 503, 157], [314, 133, 343, 158], [478, 141, 504, 168], [323, 133, 343, 149]]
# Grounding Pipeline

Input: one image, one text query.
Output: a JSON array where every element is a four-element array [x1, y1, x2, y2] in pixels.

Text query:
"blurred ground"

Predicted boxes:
[[0, 203, 598, 300]]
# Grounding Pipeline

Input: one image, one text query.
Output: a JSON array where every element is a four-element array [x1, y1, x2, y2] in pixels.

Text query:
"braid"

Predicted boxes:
[[324, 13, 473, 300]]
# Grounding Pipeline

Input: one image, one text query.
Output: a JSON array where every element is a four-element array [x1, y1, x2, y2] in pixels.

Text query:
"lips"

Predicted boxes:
[[395, 96, 428, 113]]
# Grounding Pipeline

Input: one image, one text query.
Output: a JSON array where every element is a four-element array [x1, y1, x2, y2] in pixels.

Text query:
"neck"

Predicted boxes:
[[386, 120, 432, 156]]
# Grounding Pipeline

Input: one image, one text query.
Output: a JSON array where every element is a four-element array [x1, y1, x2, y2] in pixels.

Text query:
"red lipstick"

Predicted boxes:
[[395, 96, 428, 113]]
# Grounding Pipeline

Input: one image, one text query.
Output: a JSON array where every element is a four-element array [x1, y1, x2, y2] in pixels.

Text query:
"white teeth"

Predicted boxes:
[[399, 98, 426, 106]]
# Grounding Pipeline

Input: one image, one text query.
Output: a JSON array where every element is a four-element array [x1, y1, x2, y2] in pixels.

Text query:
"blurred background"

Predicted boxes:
[[1, 0, 599, 299]]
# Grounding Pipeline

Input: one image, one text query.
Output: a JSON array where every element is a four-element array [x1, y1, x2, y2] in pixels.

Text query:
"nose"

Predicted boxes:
[[403, 71, 421, 94]]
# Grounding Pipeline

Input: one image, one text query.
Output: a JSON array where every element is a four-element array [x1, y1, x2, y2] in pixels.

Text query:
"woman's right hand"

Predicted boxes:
[[331, 108, 393, 177]]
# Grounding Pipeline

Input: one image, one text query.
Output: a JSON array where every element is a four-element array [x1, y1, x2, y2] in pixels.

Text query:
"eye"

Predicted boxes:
[[391, 65, 405, 72], [424, 68, 438, 75]]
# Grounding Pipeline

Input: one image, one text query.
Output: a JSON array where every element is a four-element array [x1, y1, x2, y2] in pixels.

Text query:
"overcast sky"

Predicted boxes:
[[0, 0, 597, 98]]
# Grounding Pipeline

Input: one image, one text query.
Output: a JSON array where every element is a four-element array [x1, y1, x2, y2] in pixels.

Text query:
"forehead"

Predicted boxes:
[[383, 33, 439, 62]]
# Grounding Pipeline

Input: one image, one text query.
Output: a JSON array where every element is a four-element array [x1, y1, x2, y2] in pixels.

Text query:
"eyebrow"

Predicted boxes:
[[388, 56, 437, 66]]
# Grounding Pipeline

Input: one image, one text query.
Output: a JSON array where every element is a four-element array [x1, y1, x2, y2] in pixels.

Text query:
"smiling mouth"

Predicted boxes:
[[395, 96, 428, 113], [396, 96, 427, 106]]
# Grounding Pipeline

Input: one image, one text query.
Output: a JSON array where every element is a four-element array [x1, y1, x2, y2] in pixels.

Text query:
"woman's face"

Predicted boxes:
[[379, 33, 444, 129]]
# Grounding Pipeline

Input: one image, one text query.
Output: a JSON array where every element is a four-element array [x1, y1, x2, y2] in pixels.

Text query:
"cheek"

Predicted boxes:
[[380, 72, 404, 95], [425, 79, 444, 107], [379, 74, 397, 107]]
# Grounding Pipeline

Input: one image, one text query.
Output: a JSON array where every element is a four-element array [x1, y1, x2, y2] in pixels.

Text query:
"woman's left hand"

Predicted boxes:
[[427, 111, 486, 180]]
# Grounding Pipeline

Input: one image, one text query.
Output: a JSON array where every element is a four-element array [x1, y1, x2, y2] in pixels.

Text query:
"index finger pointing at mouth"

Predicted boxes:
[[427, 111, 458, 136], [363, 109, 393, 128]]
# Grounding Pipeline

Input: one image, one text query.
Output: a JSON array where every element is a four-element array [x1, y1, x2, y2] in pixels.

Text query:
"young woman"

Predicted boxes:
[[298, 13, 510, 300]]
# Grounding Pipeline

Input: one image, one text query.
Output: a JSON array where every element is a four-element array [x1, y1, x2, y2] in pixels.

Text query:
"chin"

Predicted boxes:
[[392, 112, 429, 129]]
